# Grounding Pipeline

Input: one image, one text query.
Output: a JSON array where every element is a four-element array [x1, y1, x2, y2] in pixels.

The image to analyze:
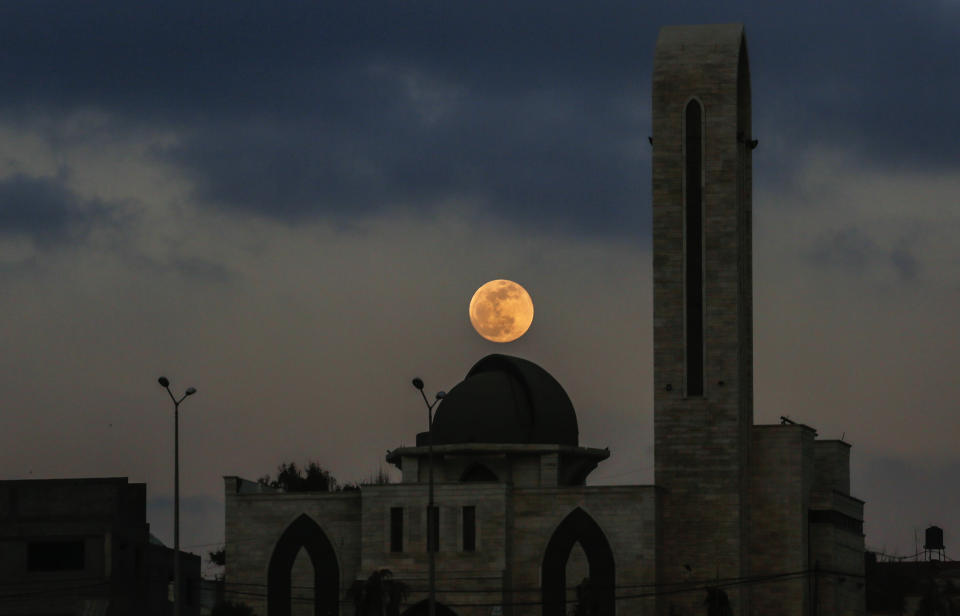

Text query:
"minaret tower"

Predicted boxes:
[[652, 24, 753, 615]]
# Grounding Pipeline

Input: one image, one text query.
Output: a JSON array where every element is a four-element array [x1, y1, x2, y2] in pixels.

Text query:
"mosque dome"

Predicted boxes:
[[418, 354, 579, 447]]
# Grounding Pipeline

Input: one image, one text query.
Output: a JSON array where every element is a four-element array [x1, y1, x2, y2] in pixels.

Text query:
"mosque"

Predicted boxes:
[[223, 24, 865, 616]]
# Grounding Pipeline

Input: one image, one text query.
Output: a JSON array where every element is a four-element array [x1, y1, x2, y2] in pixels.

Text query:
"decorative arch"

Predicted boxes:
[[541, 507, 615, 616], [460, 463, 498, 482], [267, 514, 340, 616], [401, 599, 459, 616]]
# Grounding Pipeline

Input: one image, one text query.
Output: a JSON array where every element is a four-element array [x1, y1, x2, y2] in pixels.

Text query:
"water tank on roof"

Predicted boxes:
[[924, 526, 945, 550]]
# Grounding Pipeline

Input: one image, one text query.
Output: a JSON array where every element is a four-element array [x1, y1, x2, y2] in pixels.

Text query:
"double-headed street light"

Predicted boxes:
[[412, 378, 445, 616], [158, 376, 196, 616]]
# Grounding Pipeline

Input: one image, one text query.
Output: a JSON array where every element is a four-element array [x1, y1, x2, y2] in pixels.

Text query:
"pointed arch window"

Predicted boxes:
[[685, 99, 704, 396], [541, 508, 615, 615], [460, 464, 498, 482], [267, 514, 339, 616]]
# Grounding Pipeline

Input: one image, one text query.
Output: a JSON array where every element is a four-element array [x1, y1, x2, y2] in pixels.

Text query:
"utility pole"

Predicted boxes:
[[412, 378, 445, 616], [158, 377, 197, 616]]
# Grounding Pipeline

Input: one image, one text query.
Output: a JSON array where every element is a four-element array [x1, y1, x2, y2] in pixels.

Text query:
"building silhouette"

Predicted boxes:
[[223, 24, 865, 616], [0, 477, 201, 615]]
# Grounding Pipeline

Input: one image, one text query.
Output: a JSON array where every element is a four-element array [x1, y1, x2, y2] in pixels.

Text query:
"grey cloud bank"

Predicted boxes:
[[3, 3, 957, 234]]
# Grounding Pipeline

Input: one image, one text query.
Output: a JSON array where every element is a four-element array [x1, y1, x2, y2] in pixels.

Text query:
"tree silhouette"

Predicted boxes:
[[258, 461, 392, 492], [258, 461, 342, 492]]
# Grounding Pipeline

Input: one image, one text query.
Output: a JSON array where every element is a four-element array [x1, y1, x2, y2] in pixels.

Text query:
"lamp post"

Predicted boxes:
[[411, 378, 445, 616], [158, 376, 196, 616]]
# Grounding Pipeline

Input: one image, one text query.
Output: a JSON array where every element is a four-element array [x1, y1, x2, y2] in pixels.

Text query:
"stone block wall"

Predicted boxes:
[[810, 508, 865, 616], [813, 440, 851, 496], [809, 440, 864, 616], [509, 486, 659, 616], [223, 477, 362, 615], [746, 430, 864, 616], [749, 425, 816, 616], [358, 480, 509, 616]]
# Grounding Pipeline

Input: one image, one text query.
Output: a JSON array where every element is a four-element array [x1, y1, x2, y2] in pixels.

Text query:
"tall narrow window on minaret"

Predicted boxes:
[[685, 100, 704, 396]]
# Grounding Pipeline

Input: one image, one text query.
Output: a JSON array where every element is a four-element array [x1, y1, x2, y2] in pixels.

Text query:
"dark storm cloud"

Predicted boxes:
[[0, 174, 109, 244], [2, 2, 956, 231], [0, 2, 655, 112], [746, 2, 960, 170], [164, 91, 648, 233]]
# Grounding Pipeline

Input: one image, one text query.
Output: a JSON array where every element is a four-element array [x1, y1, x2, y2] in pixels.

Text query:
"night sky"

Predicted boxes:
[[2, 2, 958, 574]]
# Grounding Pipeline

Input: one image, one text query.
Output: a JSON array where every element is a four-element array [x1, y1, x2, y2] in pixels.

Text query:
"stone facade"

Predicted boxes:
[[748, 428, 866, 616], [652, 24, 755, 615], [225, 448, 659, 616], [224, 477, 362, 615]]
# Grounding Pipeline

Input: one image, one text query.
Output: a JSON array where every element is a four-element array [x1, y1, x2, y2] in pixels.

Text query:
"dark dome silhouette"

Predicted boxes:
[[419, 354, 579, 446]]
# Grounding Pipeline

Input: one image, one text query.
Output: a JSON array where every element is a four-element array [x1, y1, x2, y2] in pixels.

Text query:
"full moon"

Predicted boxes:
[[469, 279, 534, 343]]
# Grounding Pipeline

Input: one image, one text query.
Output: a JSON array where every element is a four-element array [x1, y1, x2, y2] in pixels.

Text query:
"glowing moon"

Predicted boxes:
[[469, 279, 534, 343]]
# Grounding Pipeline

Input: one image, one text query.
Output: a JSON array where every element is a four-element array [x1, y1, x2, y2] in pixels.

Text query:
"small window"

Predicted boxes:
[[27, 540, 85, 572], [390, 507, 404, 553], [427, 506, 439, 553], [462, 506, 476, 552]]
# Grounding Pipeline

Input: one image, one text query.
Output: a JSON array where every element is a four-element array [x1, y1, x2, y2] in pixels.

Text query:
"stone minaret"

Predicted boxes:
[[652, 24, 753, 616]]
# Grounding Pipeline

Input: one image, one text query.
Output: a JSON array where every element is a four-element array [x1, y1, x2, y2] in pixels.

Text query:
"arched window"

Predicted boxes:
[[459, 464, 498, 482], [541, 508, 615, 616], [685, 99, 704, 397], [267, 514, 339, 616]]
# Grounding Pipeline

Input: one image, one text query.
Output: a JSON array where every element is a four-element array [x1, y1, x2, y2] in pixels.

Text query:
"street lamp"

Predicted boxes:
[[411, 378, 445, 616], [158, 376, 196, 616]]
